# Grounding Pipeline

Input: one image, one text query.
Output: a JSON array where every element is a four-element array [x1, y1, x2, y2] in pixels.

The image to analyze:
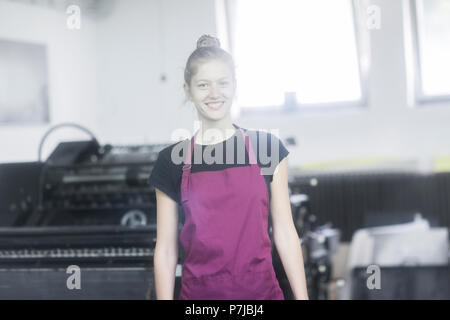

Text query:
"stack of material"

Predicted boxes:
[[339, 214, 449, 299]]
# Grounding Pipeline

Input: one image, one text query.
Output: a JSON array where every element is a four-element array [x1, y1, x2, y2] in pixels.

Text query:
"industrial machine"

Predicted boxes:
[[0, 123, 170, 299]]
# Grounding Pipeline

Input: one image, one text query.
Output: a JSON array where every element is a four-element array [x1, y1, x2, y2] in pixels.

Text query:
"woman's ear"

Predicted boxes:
[[183, 83, 192, 101]]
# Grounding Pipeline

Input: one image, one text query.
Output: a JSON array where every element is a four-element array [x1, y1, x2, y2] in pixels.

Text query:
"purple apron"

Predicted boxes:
[[178, 124, 284, 300]]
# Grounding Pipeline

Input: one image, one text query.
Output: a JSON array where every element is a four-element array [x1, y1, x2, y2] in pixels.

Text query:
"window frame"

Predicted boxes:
[[230, 0, 369, 115], [410, 0, 450, 105]]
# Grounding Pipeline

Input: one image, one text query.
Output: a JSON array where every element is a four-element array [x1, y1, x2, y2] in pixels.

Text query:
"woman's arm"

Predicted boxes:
[[270, 158, 309, 300], [153, 188, 179, 300]]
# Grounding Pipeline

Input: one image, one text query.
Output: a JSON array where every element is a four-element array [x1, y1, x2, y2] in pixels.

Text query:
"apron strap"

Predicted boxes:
[[239, 127, 257, 165]]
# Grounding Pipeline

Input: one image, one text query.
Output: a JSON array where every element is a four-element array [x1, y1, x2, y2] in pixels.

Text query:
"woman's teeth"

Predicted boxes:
[[206, 101, 224, 110]]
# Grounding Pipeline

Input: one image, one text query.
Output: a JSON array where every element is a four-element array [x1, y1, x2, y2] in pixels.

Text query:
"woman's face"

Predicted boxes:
[[185, 59, 236, 121]]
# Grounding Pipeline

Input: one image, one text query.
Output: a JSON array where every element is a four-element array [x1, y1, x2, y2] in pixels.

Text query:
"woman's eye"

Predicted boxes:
[[198, 83, 208, 88]]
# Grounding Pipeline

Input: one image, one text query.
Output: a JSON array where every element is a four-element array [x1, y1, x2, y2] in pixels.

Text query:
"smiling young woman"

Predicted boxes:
[[150, 34, 309, 300], [183, 35, 237, 144]]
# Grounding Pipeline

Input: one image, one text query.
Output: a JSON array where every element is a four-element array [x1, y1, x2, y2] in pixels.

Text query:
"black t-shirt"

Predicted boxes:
[[148, 126, 289, 206]]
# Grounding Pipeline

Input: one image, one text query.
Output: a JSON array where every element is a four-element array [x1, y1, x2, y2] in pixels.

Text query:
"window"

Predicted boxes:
[[411, 0, 450, 102], [230, 0, 365, 110]]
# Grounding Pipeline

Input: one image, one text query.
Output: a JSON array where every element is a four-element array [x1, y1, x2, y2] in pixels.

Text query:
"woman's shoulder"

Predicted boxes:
[[156, 139, 190, 166]]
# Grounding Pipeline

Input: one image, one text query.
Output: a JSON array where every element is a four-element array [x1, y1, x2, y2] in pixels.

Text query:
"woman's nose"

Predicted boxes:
[[208, 84, 221, 98]]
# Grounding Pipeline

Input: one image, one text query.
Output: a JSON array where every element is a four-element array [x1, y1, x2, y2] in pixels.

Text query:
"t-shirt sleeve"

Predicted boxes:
[[148, 147, 179, 204], [272, 132, 289, 182]]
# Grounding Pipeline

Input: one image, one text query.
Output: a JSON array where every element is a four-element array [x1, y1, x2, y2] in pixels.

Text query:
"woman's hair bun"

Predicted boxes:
[[196, 34, 221, 49]]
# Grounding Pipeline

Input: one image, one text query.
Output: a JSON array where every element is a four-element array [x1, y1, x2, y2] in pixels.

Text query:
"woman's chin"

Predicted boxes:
[[199, 108, 229, 121]]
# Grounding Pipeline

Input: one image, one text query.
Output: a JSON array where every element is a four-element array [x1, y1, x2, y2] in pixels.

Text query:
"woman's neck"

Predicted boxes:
[[194, 117, 237, 145]]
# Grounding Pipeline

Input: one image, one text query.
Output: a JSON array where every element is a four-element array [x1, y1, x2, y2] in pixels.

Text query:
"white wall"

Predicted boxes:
[[0, 0, 101, 163], [1, 0, 449, 171]]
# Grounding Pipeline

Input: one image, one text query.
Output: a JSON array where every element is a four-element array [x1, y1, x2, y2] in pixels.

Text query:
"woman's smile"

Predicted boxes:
[[205, 101, 225, 110]]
